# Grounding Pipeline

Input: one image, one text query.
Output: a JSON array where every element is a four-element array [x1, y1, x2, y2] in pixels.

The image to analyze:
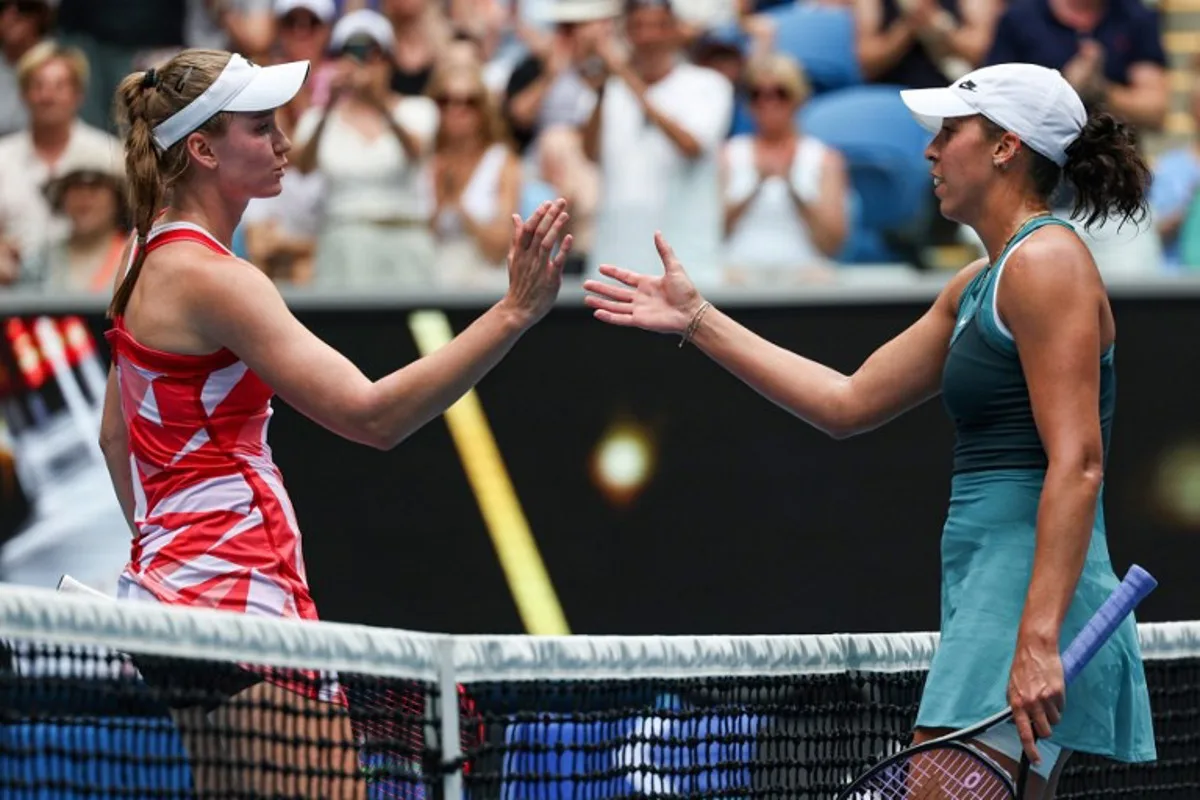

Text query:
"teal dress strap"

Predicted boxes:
[[974, 216, 1076, 355]]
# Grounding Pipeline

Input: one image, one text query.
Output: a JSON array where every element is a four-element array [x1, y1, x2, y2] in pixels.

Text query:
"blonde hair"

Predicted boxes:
[[425, 62, 509, 151], [744, 52, 811, 105], [108, 49, 235, 318], [17, 40, 90, 94]]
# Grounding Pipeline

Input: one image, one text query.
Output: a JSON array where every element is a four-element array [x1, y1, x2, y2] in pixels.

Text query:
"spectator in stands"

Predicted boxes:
[[984, 0, 1168, 276], [1149, 66, 1200, 271], [0, 42, 122, 273], [503, 1, 615, 271], [855, 0, 999, 88], [0, 0, 55, 137], [22, 154, 129, 293], [240, 0, 335, 285], [985, 0, 1168, 132], [292, 9, 440, 288], [428, 63, 523, 287], [382, 0, 453, 95], [722, 54, 849, 282], [185, 0, 276, 58], [582, 0, 733, 286], [54, 0, 188, 132], [503, 1, 613, 165]]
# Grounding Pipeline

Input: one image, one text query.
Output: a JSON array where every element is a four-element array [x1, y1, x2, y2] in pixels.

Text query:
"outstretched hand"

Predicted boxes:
[[583, 232, 705, 336], [503, 198, 573, 327]]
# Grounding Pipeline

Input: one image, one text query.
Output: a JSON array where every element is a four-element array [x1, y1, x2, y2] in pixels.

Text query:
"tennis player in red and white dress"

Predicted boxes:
[[109, 223, 318, 623], [97, 47, 571, 797]]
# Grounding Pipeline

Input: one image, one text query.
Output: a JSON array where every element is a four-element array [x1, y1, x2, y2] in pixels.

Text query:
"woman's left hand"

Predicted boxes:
[[1007, 633, 1065, 765]]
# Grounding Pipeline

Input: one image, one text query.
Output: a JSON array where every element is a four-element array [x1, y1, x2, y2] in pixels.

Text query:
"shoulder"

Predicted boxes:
[[0, 131, 24, 157], [153, 243, 275, 304], [999, 224, 1103, 316]]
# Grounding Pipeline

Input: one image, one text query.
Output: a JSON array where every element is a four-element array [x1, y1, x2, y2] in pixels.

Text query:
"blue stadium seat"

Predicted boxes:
[[799, 85, 934, 262], [500, 706, 761, 798], [764, 4, 862, 94], [0, 718, 192, 798], [520, 179, 559, 220]]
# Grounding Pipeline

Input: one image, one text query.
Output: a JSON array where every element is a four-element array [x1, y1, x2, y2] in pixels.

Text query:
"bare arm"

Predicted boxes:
[[99, 237, 138, 536], [1103, 63, 1168, 131], [1001, 233, 1109, 759], [785, 149, 849, 258], [508, 71, 559, 130], [190, 203, 572, 451], [581, 83, 605, 163], [291, 102, 336, 175], [376, 95, 425, 162], [459, 152, 523, 264], [586, 233, 986, 439], [99, 366, 138, 537], [855, 0, 916, 81], [722, 145, 765, 237], [911, 0, 999, 68]]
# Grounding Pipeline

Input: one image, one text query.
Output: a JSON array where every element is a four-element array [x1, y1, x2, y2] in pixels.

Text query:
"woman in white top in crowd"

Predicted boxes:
[[292, 9, 440, 289], [722, 53, 849, 284], [428, 61, 522, 288]]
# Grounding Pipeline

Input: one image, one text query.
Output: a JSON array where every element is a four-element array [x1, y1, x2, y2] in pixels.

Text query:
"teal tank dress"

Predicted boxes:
[[914, 215, 1156, 763]]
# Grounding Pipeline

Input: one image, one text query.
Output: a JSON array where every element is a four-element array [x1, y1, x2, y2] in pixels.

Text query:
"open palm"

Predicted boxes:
[[583, 233, 704, 335]]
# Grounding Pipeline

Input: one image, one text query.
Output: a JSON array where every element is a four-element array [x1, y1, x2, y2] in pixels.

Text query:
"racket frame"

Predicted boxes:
[[835, 707, 1019, 799]]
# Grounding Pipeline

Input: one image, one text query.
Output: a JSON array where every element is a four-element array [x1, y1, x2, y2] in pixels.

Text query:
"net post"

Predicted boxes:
[[437, 637, 463, 799]]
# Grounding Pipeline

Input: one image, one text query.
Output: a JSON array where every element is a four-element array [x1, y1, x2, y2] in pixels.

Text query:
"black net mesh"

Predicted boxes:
[[0, 640, 439, 799], [0, 596, 1196, 799]]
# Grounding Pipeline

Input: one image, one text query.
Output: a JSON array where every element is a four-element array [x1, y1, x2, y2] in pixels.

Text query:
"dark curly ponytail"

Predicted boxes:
[[1058, 110, 1151, 231]]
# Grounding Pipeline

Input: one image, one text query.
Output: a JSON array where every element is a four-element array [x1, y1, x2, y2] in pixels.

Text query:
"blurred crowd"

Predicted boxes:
[[0, 0, 1195, 295]]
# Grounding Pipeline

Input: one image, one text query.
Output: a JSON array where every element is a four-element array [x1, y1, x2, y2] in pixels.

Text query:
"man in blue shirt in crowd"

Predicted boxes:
[[985, 0, 1167, 132]]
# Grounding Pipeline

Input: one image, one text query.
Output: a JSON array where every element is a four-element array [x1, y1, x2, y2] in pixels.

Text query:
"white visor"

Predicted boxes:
[[152, 54, 310, 151]]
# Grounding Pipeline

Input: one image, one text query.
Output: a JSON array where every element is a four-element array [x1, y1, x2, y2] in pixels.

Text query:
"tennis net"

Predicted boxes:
[[0, 584, 1196, 798]]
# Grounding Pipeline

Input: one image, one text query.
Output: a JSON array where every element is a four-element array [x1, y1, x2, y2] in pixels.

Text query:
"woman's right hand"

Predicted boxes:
[[583, 232, 705, 335], [500, 199, 573, 328]]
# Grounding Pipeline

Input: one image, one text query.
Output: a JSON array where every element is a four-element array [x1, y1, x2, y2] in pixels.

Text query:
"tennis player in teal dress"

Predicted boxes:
[[583, 62, 1156, 797]]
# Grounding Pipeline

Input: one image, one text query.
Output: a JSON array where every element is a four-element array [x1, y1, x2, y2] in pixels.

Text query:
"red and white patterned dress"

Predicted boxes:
[[106, 222, 316, 624]]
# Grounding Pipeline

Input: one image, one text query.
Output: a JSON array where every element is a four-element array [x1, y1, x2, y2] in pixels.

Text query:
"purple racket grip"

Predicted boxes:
[[1061, 565, 1157, 684]]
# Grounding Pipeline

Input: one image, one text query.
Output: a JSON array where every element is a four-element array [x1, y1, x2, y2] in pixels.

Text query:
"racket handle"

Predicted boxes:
[[1061, 565, 1157, 684]]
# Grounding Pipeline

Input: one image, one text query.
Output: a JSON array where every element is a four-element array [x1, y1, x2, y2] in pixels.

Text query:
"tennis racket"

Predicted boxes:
[[836, 564, 1158, 800]]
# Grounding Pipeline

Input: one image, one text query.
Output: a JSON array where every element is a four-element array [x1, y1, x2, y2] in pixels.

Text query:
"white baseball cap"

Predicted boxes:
[[330, 9, 396, 54], [900, 63, 1087, 167], [152, 54, 310, 150], [273, 0, 336, 23]]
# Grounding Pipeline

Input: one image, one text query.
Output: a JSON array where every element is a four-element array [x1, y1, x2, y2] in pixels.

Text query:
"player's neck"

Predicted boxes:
[[166, 184, 246, 251], [972, 195, 1051, 265]]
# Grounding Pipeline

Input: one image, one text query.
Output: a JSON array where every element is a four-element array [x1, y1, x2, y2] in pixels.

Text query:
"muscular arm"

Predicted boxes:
[[1002, 234, 1108, 646], [687, 260, 984, 438]]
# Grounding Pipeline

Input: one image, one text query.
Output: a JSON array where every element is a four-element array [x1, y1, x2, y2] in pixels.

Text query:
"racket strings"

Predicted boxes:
[[855, 745, 1015, 799]]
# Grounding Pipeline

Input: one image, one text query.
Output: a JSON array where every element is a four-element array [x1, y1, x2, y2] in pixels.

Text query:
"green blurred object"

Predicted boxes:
[[1179, 190, 1200, 269]]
